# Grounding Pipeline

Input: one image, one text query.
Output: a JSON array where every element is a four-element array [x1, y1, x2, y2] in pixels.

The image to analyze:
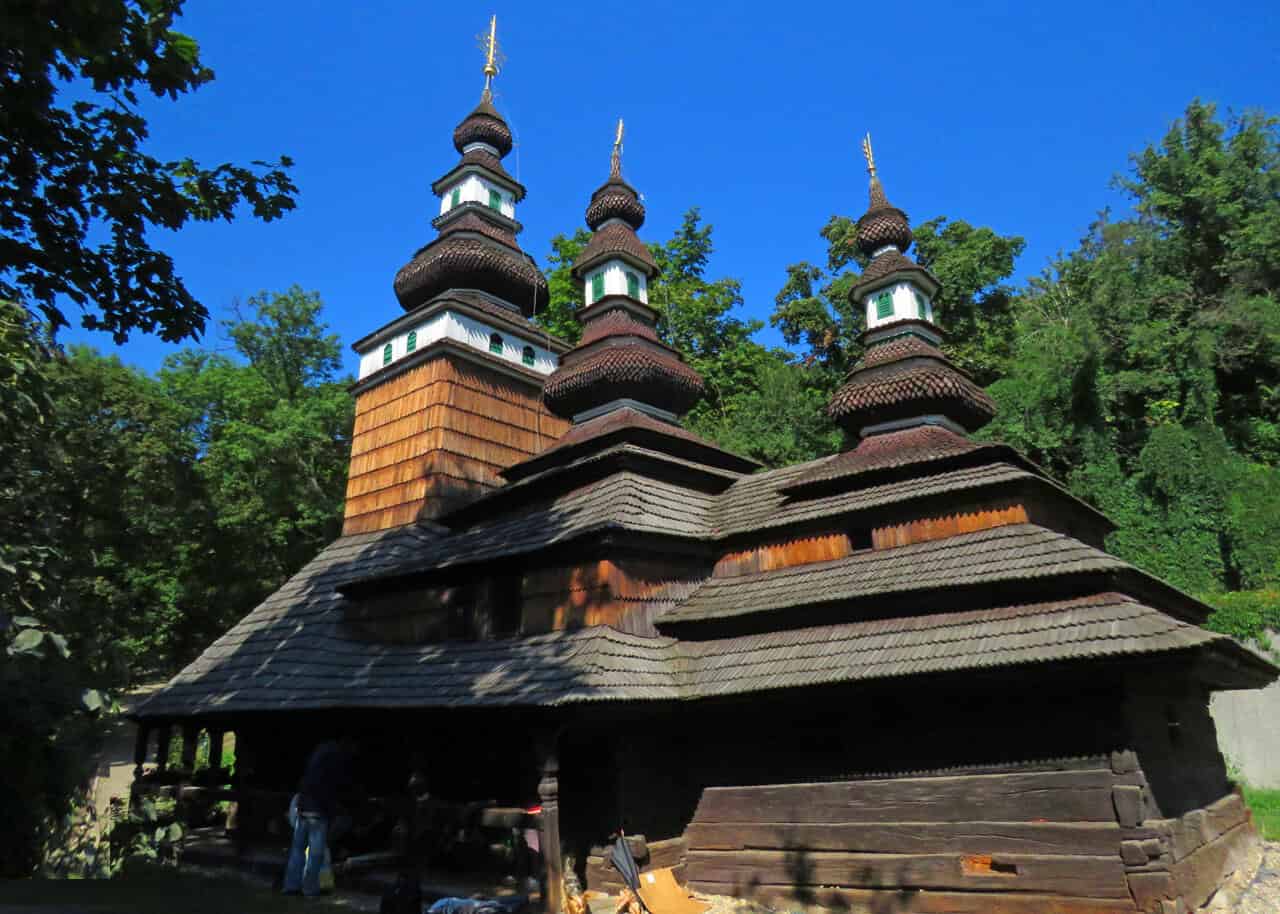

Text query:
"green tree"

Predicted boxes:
[[537, 229, 591, 344], [987, 100, 1280, 597], [0, 0, 297, 342]]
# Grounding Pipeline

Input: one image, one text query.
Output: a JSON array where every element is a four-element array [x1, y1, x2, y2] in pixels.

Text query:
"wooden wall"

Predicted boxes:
[[872, 497, 1029, 550], [681, 764, 1148, 913], [714, 533, 854, 578], [343, 354, 569, 534], [522, 557, 705, 636]]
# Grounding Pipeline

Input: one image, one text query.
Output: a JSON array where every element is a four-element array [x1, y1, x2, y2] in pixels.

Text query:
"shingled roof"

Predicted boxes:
[[658, 524, 1131, 627], [136, 540, 1257, 717], [137, 528, 681, 718], [677, 593, 1229, 699]]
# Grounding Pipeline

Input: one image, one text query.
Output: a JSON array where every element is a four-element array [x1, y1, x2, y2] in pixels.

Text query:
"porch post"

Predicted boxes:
[[207, 728, 225, 772], [181, 723, 199, 772], [133, 723, 150, 781], [155, 725, 172, 773], [538, 735, 563, 914]]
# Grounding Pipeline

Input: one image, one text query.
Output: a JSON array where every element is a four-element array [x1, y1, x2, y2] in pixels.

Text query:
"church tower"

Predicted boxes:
[[342, 19, 570, 534]]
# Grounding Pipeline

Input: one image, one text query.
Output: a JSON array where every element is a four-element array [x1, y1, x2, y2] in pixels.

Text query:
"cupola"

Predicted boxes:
[[542, 121, 705, 423], [826, 135, 995, 440], [391, 18, 547, 317]]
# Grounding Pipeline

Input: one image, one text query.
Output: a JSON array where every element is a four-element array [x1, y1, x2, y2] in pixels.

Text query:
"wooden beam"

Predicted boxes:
[[538, 735, 563, 914], [685, 849, 1130, 898], [684, 821, 1126, 857], [691, 770, 1123, 825]]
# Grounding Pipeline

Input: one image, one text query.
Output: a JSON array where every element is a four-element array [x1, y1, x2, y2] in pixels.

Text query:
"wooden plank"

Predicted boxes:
[[1169, 822, 1256, 910], [690, 771, 1121, 825], [689, 883, 1138, 914], [684, 821, 1125, 857], [685, 849, 1129, 897], [872, 501, 1029, 550]]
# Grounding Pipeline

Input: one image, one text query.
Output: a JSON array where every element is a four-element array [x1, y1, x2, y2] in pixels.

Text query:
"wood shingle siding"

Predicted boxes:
[[343, 353, 568, 533]]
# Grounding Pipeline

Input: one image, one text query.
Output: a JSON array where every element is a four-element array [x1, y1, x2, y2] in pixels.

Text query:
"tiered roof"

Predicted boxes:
[[135, 122, 1278, 723]]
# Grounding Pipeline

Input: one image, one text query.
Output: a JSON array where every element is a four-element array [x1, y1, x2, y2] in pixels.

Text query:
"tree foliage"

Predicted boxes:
[[986, 100, 1280, 598], [0, 0, 297, 342]]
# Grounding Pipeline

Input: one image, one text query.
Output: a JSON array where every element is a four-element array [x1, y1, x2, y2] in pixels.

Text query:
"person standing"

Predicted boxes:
[[283, 736, 357, 896]]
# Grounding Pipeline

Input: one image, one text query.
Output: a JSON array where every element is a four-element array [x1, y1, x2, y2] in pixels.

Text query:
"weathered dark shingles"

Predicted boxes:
[[711, 460, 1033, 538], [659, 524, 1128, 625], [677, 593, 1219, 698]]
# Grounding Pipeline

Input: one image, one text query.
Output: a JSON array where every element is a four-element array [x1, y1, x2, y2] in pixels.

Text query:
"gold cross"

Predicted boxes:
[[611, 118, 625, 176], [861, 132, 877, 178]]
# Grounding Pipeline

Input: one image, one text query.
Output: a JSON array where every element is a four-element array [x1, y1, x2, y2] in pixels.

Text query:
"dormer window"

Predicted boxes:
[[626, 271, 640, 299], [488, 189, 502, 211], [522, 345, 535, 367], [876, 292, 893, 320], [590, 272, 605, 303], [489, 332, 504, 354], [407, 330, 417, 353], [450, 187, 461, 209], [382, 343, 393, 366]]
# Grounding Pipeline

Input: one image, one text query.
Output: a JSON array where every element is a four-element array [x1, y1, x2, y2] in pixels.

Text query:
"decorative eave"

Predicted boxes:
[[851, 251, 941, 300], [431, 202, 524, 239], [504, 406, 759, 482], [349, 335, 550, 397], [430, 155, 528, 202], [351, 288, 570, 355], [573, 221, 658, 277]]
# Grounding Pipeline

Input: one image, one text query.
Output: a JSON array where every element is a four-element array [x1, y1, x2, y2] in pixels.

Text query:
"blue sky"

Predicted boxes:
[[61, 0, 1280, 375]]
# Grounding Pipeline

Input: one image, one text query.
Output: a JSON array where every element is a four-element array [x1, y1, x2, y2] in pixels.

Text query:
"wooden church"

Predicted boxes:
[[135, 21, 1277, 914]]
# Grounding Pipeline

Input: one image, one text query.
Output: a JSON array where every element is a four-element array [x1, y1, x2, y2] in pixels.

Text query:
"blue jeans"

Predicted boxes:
[[282, 812, 329, 895]]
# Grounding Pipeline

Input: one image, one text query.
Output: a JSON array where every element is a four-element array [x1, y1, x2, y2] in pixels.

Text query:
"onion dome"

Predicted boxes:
[[827, 134, 995, 440], [392, 30, 547, 318], [544, 121, 705, 422], [452, 96, 513, 156]]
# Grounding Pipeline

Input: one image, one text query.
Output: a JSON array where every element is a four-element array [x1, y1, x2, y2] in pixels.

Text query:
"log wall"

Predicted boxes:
[[681, 765, 1143, 911], [343, 354, 569, 534], [679, 751, 1258, 914]]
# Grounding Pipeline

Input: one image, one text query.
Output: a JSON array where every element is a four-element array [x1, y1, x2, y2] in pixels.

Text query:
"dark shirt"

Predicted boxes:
[[297, 740, 355, 819]]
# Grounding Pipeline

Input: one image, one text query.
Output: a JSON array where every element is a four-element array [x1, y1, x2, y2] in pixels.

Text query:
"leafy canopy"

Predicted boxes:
[[0, 0, 297, 342]]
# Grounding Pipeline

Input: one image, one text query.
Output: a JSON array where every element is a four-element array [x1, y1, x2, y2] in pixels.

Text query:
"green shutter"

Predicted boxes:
[[382, 343, 392, 366], [626, 272, 640, 298], [489, 333, 503, 354], [876, 292, 893, 320], [488, 189, 502, 211], [406, 330, 417, 353], [914, 292, 928, 319], [522, 345, 535, 367], [450, 187, 461, 208], [591, 272, 605, 302]]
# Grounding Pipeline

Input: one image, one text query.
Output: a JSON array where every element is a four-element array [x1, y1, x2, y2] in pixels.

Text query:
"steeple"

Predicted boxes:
[[826, 136, 995, 439], [542, 123, 704, 423], [392, 15, 548, 316]]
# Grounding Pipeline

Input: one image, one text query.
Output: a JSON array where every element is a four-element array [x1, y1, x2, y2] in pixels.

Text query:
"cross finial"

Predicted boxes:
[[611, 118, 624, 177], [861, 132, 877, 179], [479, 15, 502, 99]]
